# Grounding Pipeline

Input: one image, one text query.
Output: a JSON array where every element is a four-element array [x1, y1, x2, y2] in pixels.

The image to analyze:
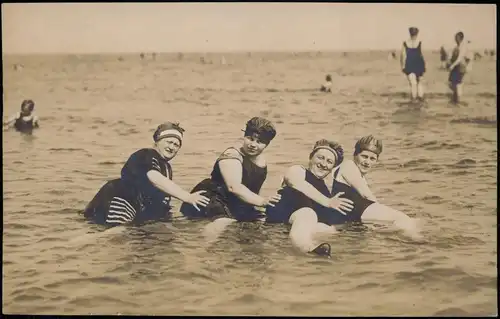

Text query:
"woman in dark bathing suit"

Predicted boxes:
[[265, 139, 354, 257], [83, 122, 209, 227], [330, 135, 422, 239], [400, 27, 426, 103], [180, 117, 281, 238]]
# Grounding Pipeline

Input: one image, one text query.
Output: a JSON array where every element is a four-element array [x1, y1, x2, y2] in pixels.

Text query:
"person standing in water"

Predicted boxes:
[[400, 27, 426, 103], [447, 32, 470, 104], [265, 139, 354, 257], [180, 117, 281, 236], [330, 135, 422, 239], [3, 99, 40, 134], [83, 122, 210, 226]]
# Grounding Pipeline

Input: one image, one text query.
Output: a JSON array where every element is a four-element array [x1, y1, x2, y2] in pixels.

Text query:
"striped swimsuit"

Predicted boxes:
[[83, 148, 173, 226]]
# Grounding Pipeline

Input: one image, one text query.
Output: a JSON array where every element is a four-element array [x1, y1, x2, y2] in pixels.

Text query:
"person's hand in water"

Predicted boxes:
[[261, 193, 282, 207], [187, 190, 210, 211], [328, 192, 354, 215]]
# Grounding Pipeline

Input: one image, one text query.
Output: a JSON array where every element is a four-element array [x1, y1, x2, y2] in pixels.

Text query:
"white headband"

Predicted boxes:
[[157, 129, 183, 142], [312, 146, 338, 162]]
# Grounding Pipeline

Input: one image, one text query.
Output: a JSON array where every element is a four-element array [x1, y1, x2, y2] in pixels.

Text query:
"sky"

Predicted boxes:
[[1, 3, 496, 54]]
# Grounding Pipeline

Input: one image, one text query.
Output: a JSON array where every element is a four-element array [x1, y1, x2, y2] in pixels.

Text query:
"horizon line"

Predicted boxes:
[[3, 47, 496, 56]]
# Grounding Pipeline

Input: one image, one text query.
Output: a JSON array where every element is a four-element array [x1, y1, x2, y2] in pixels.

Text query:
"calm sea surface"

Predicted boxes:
[[2, 51, 497, 316]]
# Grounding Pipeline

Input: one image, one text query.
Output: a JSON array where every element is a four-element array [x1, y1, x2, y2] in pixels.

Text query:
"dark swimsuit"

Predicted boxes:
[[83, 148, 173, 226], [403, 41, 426, 77], [329, 168, 375, 223], [14, 116, 38, 134], [180, 147, 267, 222], [265, 168, 346, 225]]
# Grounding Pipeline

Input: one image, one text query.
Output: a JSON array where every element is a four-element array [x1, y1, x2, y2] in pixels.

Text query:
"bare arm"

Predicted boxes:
[[3, 112, 20, 127], [218, 157, 267, 207], [147, 170, 208, 208], [33, 116, 40, 128], [400, 42, 406, 70], [449, 44, 467, 69], [284, 165, 330, 207], [341, 161, 378, 202]]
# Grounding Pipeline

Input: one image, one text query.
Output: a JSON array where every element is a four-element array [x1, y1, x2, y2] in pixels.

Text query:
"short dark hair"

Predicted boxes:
[[21, 99, 35, 111], [409, 27, 419, 37], [354, 135, 383, 157], [244, 117, 277, 144]]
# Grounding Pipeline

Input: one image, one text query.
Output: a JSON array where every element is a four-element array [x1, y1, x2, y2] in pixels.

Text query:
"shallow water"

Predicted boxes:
[[2, 51, 497, 316]]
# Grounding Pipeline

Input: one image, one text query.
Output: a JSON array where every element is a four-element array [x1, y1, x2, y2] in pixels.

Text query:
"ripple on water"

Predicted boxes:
[[418, 195, 445, 205]]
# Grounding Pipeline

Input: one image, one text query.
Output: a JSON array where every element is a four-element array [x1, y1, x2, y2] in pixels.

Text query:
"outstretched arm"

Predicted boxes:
[[33, 116, 40, 128], [147, 170, 209, 210], [340, 161, 378, 202], [3, 112, 20, 128], [284, 165, 331, 207], [218, 157, 269, 207]]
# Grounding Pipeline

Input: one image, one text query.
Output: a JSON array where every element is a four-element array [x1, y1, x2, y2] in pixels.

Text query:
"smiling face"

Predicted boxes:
[[155, 136, 181, 160], [353, 150, 378, 175], [308, 148, 337, 179]]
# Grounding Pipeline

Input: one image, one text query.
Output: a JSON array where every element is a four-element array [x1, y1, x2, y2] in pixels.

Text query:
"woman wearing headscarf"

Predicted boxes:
[[330, 135, 422, 239], [180, 117, 281, 225], [83, 122, 209, 226]]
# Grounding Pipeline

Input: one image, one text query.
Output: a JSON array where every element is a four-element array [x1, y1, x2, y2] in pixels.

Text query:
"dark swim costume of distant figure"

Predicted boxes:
[[3, 99, 40, 134], [403, 40, 426, 77], [83, 122, 209, 226], [440, 46, 448, 62], [320, 74, 332, 93]]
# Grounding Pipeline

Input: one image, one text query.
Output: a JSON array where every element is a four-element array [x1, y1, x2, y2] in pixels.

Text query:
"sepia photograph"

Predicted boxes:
[[2, 2, 497, 316]]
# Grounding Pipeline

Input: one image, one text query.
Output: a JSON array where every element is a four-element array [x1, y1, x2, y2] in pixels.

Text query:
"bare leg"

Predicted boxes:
[[456, 83, 463, 103], [203, 217, 236, 243], [361, 203, 422, 240], [416, 77, 425, 100], [407, 73, 418, 101], [289, 208, 323, 253], [449, 82, 458, 103]]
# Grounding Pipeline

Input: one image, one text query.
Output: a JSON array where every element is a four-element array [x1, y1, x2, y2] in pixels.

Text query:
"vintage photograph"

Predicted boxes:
[[2, 3, 497, 316]]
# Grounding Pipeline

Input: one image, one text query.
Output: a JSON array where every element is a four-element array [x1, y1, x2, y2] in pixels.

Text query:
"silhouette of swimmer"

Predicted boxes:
[[3, 99, 40, 134], [320, 75, 332, 93]]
